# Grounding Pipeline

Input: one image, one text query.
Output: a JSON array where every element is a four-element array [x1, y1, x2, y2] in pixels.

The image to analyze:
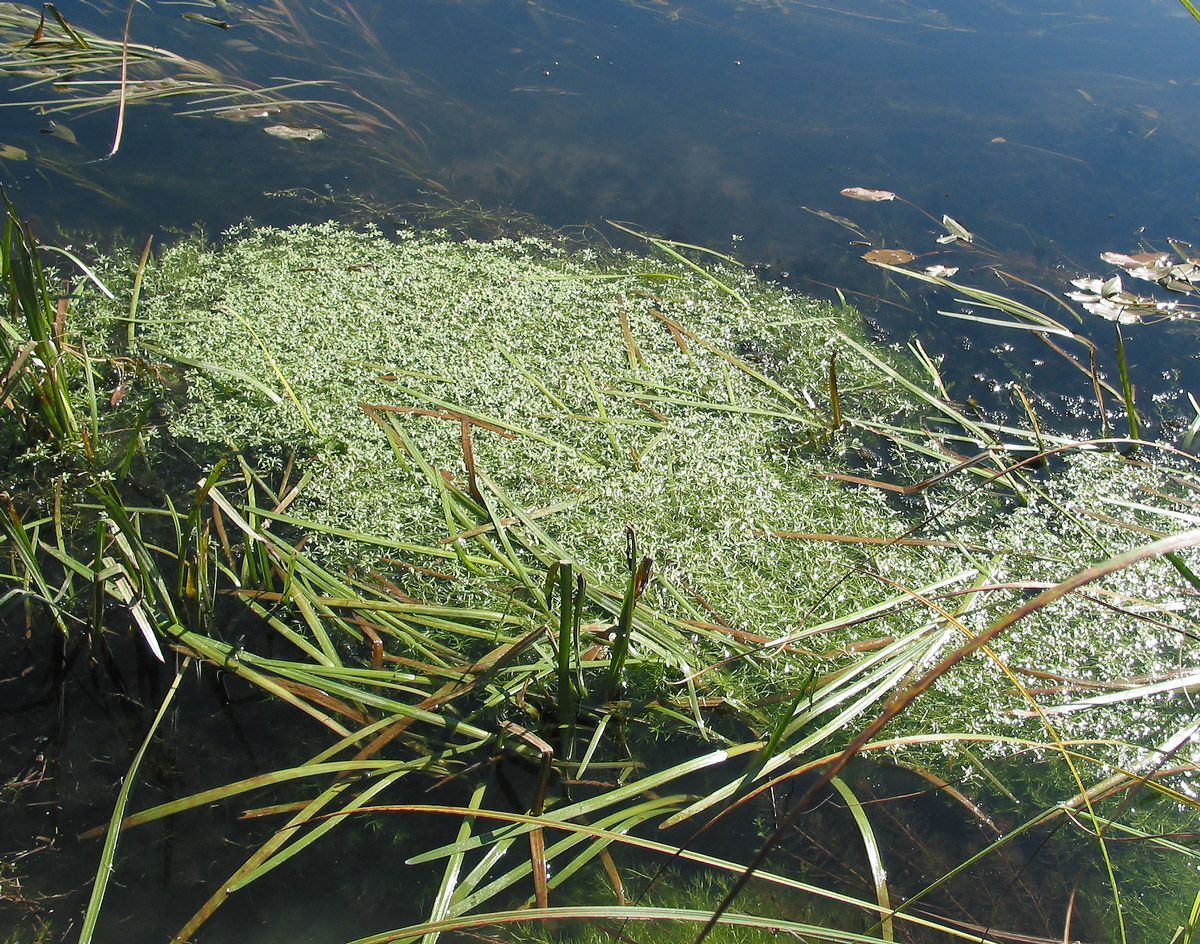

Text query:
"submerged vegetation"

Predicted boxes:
[[3, 188, 1200, 942]]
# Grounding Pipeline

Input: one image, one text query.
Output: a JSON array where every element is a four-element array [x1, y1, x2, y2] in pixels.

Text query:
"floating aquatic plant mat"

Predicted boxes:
[[44, 221, 1200, 937]]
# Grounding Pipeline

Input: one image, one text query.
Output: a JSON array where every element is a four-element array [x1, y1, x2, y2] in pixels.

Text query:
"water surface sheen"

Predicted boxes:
[[5, 0, 1200, 412]]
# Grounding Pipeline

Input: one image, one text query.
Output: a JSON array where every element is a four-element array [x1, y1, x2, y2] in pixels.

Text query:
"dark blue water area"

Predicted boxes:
[[4, 0, 1200, 430]]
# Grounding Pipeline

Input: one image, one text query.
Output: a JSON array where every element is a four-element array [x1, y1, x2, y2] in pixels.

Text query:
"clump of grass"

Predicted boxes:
[[8, 205, 1200, 942]]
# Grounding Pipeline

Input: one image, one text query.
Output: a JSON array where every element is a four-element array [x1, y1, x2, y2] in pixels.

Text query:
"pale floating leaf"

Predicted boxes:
[[1092, 299, 1143, 324], [1067, 289, 1138, 322], [990, 137, 1006, 144], [0, 144, 28, 161], [940, 215, 973, 243], [840, 187, 896, 202], [862, 248, 914, 265], [1162, 277, 1198, 293], [1101, 250, 1173, 284], [264, 125, 325, 141], [1099, 251, 1144, 267], [1168, 261, 1200, 284], [924, 264, 958, 277], [1070, 277, 1105, 294], [1066, 271, 1171, 324], [214, 104, 282, 120], [1169, 239, 1200, 264]]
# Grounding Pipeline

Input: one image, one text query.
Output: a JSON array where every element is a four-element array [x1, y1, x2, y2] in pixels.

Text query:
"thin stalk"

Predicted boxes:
[[78, 659, 188, 944], [607, 526, 651, 703], [102, 0, 135, 159], [126, 235, 152, 349], [1113, 323, 1140, 442], [555, 560, 581, 758]]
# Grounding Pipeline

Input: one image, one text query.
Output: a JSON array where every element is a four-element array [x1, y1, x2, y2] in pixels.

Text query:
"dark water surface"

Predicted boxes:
[[5, 0, 1200, 421], [3, 1, 1200, 940]]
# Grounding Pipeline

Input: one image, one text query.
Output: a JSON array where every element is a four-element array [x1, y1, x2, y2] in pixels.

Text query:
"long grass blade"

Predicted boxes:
[[102, 0, 135, 159], [78, 659, 187, 944], [829, 776, 893, 941]]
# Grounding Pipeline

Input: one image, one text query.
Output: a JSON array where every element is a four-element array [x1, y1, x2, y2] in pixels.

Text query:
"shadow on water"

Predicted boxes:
[[1, 595, 477, 943]]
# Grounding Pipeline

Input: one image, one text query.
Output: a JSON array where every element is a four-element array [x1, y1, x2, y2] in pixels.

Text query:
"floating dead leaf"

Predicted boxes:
[[990, 137, 1006, 144], [925, 264, 958, 277], [1100, 250, 1170, 268], [1170, 239, 1200, 264], [1077, 88, 1095, 105], [802, 206, 865, 236], [1099, 250, 1174, 283], [263, 124, 325, 141], [841, 187, 896, 202], [1135, 104, 1159, 120], [862, 249, 914, 265], [937, 214, 973, 244], [0, 144, 28, 161]]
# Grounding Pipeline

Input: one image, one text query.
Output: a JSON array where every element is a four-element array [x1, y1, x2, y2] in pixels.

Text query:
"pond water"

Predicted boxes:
[[3, 0, 1200, 420], [3, 1, 1200, 941]]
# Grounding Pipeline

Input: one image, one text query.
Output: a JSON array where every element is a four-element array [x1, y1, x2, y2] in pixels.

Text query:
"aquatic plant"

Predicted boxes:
[[4, 201, 1200, 943]]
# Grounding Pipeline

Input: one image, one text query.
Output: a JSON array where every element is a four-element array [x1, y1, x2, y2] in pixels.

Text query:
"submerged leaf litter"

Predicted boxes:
[[85, 221, 1200, 775]]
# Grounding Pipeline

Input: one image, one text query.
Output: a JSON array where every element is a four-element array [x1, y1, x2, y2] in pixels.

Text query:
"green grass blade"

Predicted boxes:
[[1183, 886, 1200, 944], [1114, 322, 1140, 441], [78, 660, 187, 944], [830, 776, 893, 941], [423, 782, 487, 944]]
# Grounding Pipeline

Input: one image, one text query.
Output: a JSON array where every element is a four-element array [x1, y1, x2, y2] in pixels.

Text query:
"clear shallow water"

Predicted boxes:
[[3, 1, 1200, 940]]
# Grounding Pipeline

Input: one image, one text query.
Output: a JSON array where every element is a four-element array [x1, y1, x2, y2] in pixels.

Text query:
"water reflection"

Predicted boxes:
[[4, 1, 1199, 252], [4, 0, 1200, 419]]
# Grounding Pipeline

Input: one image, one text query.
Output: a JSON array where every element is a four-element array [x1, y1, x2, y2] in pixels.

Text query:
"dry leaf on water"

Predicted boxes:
[[264, 125, 325, 141], [937, 214, 973, 244], [862, 249, 914, 265], [841, 187, 896, 202]]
